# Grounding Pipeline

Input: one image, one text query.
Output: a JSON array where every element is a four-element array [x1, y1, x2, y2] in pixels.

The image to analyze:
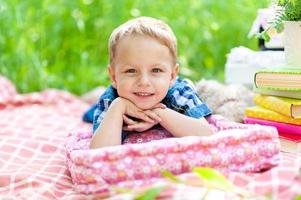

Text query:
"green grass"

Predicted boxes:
[[0, 0, 269, 95]]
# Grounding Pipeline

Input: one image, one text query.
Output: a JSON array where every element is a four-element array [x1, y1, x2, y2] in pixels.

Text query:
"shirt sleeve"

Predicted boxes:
[[82, 103, 97, 123], [92, 86, 117, 133], [164, 79, 212, 119]]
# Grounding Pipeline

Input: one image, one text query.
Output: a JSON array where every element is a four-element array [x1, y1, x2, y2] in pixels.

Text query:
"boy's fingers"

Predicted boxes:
[[123, 115, 137, 125], [122, 126, 133, 131], [130, 111, 154, 123], [152, 103, 166, 109], [124, 124, 141, 132], [144, 110, 161, 122], [127, 124, 144, 132], [124, 103, 153, 123]]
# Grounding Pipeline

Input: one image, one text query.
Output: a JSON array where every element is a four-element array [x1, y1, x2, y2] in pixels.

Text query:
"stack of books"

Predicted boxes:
[[244, 67, 301, 154]]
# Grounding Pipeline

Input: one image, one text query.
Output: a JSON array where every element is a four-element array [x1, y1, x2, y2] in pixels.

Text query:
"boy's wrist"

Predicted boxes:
[[153, 107, 165, 118]]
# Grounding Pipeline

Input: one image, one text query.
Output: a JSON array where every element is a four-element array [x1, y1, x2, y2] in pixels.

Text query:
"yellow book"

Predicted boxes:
[[245, 106, 301, 126], [253, 94, 301, 119]]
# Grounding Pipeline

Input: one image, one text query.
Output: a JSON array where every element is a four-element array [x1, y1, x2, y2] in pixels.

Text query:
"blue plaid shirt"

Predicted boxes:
[[83, 77, 211, 137]]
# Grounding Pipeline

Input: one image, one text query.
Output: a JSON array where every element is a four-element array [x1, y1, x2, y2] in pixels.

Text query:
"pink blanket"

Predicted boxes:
[[1, 75, 301, 199], [0, 76, 91, 199]]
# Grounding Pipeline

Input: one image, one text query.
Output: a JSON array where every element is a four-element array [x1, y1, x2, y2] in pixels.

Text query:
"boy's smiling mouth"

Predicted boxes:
[[134, 92, 154, 96]]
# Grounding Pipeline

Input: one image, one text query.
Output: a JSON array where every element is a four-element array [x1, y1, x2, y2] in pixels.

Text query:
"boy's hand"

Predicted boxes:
[[122, 114, 158, 132], [115, 97, 156, 124], [122, 103, 166, 132]]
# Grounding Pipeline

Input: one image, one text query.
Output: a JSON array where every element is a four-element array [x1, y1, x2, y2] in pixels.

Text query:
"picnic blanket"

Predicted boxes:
[[0, 75, 301, 199]]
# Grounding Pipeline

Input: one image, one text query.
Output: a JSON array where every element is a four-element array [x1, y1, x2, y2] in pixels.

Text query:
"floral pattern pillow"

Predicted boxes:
[[65, 115, 280, 194]]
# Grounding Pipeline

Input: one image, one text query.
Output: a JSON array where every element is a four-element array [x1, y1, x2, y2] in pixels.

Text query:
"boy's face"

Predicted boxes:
[[109, 35, 179, 110]]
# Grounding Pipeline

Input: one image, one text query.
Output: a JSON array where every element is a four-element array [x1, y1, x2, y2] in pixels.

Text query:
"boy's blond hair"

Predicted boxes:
[[109, 17, 177, 64]]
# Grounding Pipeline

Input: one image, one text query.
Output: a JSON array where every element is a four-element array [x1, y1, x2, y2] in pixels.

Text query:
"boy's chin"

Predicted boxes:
[[135, 103, 157, 110]]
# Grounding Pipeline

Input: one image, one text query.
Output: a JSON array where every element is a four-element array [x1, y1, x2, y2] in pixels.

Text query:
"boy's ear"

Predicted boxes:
[[170, 63, 179, 86], [108, 65, 117, 88]]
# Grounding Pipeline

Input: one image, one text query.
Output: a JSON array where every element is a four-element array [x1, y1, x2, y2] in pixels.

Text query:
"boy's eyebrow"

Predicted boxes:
[[150, 63, 167, 68], [119, 64, 137, 68], [118, 63, 169, 69]]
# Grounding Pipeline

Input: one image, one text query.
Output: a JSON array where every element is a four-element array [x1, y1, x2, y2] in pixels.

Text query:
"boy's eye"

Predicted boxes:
[[125, 69, 136, 73], [152, 68, 163, 73]]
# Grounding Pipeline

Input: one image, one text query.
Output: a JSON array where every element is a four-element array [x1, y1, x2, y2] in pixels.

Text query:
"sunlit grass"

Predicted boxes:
[[0, 0, 269, 94]]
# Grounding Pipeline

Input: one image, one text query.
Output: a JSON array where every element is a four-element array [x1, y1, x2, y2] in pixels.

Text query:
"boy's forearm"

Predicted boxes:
[[90, 99, 124, 149], [155, 108, 213, 137]]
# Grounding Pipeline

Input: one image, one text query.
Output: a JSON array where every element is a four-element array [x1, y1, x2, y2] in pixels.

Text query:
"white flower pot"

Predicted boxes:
[[284, 21, 301, 67]]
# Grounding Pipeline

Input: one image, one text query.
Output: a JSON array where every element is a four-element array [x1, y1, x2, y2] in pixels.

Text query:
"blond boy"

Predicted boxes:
[[90, 17, 213, 149]]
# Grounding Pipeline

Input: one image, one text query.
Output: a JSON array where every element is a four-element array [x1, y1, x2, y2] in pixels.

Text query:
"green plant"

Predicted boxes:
[[258, 0, 301, 41], [0, 0, 269, 94]]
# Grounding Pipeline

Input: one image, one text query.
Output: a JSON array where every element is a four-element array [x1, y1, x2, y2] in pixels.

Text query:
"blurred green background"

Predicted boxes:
[[0, 0, 269, 95]]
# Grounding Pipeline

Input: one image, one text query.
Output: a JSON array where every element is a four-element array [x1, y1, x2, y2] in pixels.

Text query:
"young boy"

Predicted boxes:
[[90, 17, 213, 149]]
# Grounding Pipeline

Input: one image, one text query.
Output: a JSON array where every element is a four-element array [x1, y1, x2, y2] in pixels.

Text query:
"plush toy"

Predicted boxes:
[[195, 79, 254, 122]]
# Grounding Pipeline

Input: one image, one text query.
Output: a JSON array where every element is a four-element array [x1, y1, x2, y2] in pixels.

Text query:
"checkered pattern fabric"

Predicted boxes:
[[0, 75, 300, 200], [0, 81, 92, 199]]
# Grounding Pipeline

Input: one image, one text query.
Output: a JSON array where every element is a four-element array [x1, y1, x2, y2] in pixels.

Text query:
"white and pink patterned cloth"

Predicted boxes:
[[66, 115, 280, 194], [0, 76, 91, 199], [1, 75, 301, 199]]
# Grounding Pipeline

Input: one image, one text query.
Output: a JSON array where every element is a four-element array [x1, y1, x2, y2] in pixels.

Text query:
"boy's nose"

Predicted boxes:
[[138, 74, 151, 86]]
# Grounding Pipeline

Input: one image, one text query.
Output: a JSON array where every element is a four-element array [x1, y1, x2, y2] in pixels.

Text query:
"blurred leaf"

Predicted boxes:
[[193, 167, 235, 191], [113, 187, 132, 193], [161, 170, 182, 183], [295, 195, 301, 200], [256, 31, 271, 42], [135, 186, 165, 200]]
